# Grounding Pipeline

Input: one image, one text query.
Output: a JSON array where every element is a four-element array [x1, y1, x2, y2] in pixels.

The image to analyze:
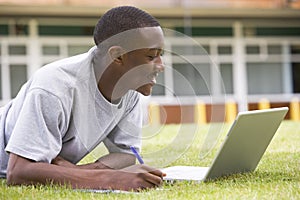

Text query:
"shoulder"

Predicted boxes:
[[35, 46, 96, 82], [30, 47, 97, 97]]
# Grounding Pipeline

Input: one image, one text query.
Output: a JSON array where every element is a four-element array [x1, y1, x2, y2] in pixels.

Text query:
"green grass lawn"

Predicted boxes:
[[1, 121, 299, 200]]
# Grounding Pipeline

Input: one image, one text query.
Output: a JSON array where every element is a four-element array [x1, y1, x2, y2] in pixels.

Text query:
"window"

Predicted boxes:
[[1, 24, 28, 36], [291, 45, 300, 93], [246, 45, 260, 54], [247, 63, 283, 94], [268, 45, 281, 54], [175, 27, 232, 37], [173, 63, 210, 96], [68, 45, 93, 56], [256, 27, 300, 37], [39, 25, 94, 36], [172, 45, 209, 55], [14, 24, 28, 36], [10, 65, 27, 98], [9, 45, 26, 55], [0, 25, 8, 35], [220, 63, 233, 94], [202, 45, 210, 54], [42, 45, 60, 55], [218, 46, 232, 55], [218, 45, 232, 55], [292, 63, 300, 93]]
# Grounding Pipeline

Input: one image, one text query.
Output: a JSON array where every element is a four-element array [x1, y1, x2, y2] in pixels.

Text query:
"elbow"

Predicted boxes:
[[6, 162, 28, 186], [6, 154, 31, 186], [6, 166, 22, 186]]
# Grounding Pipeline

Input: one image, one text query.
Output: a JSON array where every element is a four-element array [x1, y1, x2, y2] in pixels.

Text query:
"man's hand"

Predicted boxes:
[[107, 164, 166, 191]]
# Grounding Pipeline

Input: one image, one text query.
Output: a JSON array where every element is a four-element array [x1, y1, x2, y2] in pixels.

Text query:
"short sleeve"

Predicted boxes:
[[5, 89, 66, 163], [104, 93, 142, 154]]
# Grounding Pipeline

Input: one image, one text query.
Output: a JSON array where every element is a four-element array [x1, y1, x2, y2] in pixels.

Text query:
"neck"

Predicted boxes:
[[93, 51, 128, 102], [97, 69, 128, 103]]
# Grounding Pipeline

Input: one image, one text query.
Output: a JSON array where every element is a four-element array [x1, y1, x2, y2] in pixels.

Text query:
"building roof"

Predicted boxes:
[[0, 2, 300, 19]]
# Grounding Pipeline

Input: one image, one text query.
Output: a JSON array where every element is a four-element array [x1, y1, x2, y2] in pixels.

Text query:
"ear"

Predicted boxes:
[[108, 46, 124, 64]]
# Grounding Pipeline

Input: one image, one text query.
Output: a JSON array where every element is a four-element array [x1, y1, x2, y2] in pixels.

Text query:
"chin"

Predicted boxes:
[[137, 85, 153, 96], [138, 90, 152, 96]]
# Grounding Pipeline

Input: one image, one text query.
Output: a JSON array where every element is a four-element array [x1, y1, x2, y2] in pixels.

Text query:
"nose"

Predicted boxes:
[[154, 56, 165, 72]]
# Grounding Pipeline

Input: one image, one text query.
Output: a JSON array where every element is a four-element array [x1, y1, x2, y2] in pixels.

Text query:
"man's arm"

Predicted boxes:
[[7, 153, 165, 191], [51, 153, 136, 170]]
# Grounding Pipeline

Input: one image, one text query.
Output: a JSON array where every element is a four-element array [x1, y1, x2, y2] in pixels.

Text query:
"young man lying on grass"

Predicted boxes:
[[0, 6, 166, 191]]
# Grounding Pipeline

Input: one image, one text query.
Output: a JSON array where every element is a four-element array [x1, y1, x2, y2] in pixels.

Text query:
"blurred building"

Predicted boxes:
[[0, 0, 300, 123]]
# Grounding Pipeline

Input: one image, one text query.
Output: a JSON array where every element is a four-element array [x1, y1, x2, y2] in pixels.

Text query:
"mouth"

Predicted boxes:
[[147, 71, 159, 85]]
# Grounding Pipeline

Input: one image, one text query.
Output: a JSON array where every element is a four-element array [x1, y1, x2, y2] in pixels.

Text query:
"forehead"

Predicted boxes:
[[130, 48, 162, 55], [137, 27, 164, 50]]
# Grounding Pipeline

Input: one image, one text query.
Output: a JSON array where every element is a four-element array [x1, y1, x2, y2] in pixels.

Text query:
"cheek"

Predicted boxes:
[[125, 64, 153, 80], [127, 56, 153, 72]]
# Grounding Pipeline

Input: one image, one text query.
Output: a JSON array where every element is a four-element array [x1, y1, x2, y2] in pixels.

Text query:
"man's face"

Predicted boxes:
[[122, 48, 164, 96], [117, 27, 165, 96]]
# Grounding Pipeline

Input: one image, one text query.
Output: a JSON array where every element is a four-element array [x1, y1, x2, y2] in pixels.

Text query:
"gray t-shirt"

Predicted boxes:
[[0, 47, 142, 178]]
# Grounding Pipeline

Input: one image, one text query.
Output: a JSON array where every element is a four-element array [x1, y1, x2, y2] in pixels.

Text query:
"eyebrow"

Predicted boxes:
[[147, 48, 164, 57], [148, 48, 163, 52], [148, 48, 164, 54]]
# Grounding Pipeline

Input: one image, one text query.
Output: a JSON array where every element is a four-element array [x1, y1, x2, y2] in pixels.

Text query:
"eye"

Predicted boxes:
[[160, 49, 164, 56], [147, 55, 156, 60], [149, 55, 162, 61], [147, 49, 164, 60]]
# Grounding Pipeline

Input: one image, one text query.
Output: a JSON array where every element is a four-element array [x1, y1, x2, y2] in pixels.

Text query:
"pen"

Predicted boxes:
[[130, 146, 144, 164]]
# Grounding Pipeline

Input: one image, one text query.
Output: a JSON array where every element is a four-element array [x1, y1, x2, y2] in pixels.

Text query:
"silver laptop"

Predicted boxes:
[[162, 107, 289, 182]]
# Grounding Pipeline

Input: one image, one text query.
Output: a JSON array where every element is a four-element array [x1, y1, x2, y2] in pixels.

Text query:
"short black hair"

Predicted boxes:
[[93, 6, 160, 46]]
